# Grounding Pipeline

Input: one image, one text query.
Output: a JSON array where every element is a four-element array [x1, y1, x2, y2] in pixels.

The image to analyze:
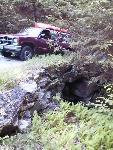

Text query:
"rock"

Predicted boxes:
[[18, 110, 31, 132], [0, 87, 34, 136], [19, 81, 37, 93], [34, 62, 112, 105], [18, 119, 31, 133], [0, 77, 59, 136]]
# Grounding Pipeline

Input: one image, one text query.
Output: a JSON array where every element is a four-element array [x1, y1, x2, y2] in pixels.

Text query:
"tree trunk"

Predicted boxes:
[[32, 2, 37, 22]]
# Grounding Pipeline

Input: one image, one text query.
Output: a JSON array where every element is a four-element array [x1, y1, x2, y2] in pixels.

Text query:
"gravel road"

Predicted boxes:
[[0, 55, 24, 72]]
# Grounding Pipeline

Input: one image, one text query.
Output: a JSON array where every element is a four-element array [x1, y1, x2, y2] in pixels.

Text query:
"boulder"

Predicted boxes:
[[0, 81, 38, 136]]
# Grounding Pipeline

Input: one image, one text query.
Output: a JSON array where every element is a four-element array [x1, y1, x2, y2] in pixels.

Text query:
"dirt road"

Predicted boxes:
[[0, 55, 24, 72]]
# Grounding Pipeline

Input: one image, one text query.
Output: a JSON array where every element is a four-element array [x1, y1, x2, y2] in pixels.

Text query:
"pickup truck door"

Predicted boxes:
[[35, 29, 54, 53], [36, 38, 49, 53]]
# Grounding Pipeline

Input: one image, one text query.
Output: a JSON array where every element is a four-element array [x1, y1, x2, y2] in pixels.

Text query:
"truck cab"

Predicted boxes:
[[0, 23, 72, 60]]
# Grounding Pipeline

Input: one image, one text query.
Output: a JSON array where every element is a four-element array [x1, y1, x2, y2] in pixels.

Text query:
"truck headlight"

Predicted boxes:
[[13, 38, 18, 44]]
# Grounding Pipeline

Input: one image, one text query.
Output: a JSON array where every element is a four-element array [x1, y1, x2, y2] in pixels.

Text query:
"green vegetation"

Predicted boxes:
[[1, 0, 113, 149], [1, 99, 113, 150], [1, 0, 113, 56]]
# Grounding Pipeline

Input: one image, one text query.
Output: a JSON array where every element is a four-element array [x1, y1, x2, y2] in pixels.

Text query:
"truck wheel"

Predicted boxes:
[[19, 46, 33, 61], [1, 51, 11, 58]]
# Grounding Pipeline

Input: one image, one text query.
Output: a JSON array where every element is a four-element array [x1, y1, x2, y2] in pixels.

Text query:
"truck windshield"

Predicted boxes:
[[18, 27, 42, 36]]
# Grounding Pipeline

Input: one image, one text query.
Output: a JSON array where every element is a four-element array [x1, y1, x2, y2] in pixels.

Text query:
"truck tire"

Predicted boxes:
[[19, 46, 33, 61], [1, 51, 11, 58]]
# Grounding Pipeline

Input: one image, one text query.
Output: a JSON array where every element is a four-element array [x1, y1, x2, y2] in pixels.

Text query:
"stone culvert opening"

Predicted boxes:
[[0, 125, 19, 138], [61, 77, 101, 104], [38, 63, 106, 106]]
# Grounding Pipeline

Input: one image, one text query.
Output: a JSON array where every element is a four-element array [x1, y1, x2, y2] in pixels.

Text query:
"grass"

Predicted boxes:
[[0, 54, 70, 91], [1, 99, 113, 150]]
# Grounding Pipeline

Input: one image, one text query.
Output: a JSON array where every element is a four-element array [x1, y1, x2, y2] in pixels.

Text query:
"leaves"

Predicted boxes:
[[2, 101, 113, 149]]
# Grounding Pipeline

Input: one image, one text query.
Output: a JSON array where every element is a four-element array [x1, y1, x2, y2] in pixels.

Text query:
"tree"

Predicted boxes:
[[1, 0, 113, 56]]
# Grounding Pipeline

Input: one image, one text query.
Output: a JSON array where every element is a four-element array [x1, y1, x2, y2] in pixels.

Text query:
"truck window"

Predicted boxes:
[[50, 30, 58, 41], [39, 30, 51, 39]]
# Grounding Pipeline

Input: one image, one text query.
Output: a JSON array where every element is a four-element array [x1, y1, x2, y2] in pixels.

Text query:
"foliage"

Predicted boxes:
[[1, 0, 113, 55], [1, 100, 113, 150], [94, 84, 113, 109]]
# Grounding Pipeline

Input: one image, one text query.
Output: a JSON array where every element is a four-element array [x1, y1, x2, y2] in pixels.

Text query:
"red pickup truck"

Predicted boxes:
[[0, 23, 72, 60]]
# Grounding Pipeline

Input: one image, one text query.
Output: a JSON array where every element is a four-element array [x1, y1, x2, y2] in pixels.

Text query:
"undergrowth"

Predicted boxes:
[[1, 100, 113, 150]]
